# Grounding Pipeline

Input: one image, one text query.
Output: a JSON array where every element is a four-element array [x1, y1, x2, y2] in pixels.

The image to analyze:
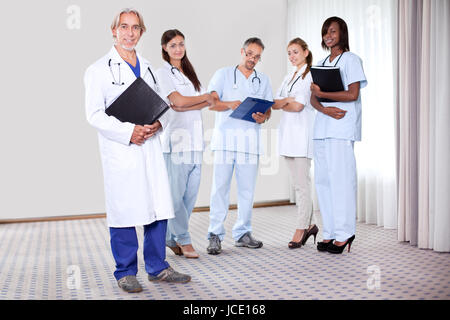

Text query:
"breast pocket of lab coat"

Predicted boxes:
[[104, 82, 127, 110]]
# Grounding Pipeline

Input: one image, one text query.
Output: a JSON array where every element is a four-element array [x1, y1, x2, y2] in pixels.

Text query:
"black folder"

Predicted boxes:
[[229, 97, 274, 123], [105, 77, 169, 125], [310, 67, 345, 103]]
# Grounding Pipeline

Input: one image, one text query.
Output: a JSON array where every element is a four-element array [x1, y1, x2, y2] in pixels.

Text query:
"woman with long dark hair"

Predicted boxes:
[[156, 29, 214, 259], [272, 38, 318, 249]]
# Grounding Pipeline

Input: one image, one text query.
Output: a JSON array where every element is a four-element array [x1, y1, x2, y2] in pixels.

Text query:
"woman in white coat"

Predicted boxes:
[[156, 29, 214, 259], [272, 38, 318, 249], [84, 9, 191, 293]]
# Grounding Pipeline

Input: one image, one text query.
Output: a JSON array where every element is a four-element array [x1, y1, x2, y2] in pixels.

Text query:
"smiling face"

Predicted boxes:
[[163, 35, 185, 62], [322, 21, 340, 49], [112, 12, 142, 51], [240, 43, 263, 71], [287, 43, 308, 68]]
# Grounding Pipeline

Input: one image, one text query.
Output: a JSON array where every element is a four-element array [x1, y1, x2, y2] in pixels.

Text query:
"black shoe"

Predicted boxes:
[[288, 229, 307, 249], [235, 232, 263, 249], [207, 233, 222, 255], [302, 225, 319, 245], [327, 235, 355, 254], [288, 239, 303, 249], [317, 239, 335, 252]]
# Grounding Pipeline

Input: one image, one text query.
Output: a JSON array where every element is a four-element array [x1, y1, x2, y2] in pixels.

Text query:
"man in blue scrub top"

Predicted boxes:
[[206, 38, 273, 255]]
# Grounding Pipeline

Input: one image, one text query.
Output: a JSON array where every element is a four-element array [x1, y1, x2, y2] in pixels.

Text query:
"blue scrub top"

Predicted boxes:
[[125, 56, 141, 78], [313, 51, 367, 141], [208, 66, 273, 155]]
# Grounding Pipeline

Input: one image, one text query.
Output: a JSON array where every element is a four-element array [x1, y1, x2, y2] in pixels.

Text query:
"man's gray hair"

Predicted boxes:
[[243, 37, 265, 50], [111, 8, 146, 37]]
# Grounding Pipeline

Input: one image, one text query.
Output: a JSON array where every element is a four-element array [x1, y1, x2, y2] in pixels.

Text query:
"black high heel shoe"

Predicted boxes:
[[317, 239, 335, 252], [327, 235, 356, 254], [288, 229, 308, 249], [302, 225, 319, 245]]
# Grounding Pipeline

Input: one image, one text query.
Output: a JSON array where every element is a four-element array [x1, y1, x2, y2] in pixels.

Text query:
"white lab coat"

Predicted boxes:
[[156, 61, 205, 153], [84, 46, 175, 227], [275, 64, 315, 158]]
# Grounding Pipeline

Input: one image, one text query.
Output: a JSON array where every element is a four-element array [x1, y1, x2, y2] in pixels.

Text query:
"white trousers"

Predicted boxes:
[[314, 139, 356, 242], [208, 151, 259, 241], [284, 156, 315, 229]]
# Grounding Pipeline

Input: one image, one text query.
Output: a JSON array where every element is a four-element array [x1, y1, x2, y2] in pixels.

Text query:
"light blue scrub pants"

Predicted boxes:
[[314, 138, 357, 242], [164, 151, 202, 247], [208, 150, 259, 241]]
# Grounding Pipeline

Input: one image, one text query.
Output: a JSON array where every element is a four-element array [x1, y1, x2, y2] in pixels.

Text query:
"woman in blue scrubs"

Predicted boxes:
[[310, 17, 367, 254]]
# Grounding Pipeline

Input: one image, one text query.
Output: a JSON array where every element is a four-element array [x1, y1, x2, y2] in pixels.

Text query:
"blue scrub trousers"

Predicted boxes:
[[208, 150, 259, 241], [314, 138, 357, 242], [164, 152, 202, 247], [109, 219, 169, 281]]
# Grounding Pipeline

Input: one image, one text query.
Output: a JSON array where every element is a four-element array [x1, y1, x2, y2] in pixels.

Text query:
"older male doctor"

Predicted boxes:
[[206, 37, 273, 255], [84, 8, 191, 293]]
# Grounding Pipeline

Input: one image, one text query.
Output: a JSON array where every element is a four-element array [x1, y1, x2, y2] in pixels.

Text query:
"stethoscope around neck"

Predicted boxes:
[[322, 52, 344, 67], [108, 58, 158, 90], [285, 73, 302, 94], [170, 65, 189, 86], [233, 65, 261, 94]]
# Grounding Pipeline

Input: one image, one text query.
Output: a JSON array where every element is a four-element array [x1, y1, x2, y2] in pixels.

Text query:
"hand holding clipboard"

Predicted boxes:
[[310, 67, 345, 103], [310, 66, 347, 119], [229, 97, 274, 123]]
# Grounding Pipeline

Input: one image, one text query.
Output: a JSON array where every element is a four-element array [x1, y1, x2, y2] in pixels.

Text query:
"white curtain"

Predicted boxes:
[[429, 0, 450, 252], [397, 0, 450, 252], [287, 0, 398, 229]]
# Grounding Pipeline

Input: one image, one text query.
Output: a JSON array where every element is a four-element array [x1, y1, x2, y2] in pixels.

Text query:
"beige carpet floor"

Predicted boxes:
[[0, 205, 449, 300]]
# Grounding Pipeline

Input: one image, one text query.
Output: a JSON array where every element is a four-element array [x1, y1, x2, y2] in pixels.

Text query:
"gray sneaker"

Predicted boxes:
[[148, 267, 191, 283], [207, 233, 222, 255], [117, 275, 143, 293], [235, 232, 263, 248]]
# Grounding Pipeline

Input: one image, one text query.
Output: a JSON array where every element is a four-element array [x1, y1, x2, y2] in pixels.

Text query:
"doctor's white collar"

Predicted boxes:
[[290, 63, 308, 74]]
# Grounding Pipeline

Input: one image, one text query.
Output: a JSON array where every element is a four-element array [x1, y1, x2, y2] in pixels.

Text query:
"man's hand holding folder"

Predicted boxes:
[[130, 122, 162, 146], [251, 111, 270, 124], [229, 97, 274, 123]]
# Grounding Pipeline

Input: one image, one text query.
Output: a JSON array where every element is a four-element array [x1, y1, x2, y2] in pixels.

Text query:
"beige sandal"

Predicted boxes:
[[178, 244, 199, 259], [167, 245, 183, 256]]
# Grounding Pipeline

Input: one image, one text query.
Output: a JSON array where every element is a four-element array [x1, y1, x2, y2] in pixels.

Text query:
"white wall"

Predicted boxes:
[[0, 0, 289, 220]]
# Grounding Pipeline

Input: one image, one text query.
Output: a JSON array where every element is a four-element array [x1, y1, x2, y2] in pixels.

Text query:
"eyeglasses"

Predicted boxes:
[[118, 24, 142, 33], [243, 48, 262, 61]]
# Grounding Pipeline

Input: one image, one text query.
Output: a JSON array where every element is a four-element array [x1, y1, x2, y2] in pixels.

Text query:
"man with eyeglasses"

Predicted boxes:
[[206, 37, 273, 255], [84, 8, 191, 293]]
